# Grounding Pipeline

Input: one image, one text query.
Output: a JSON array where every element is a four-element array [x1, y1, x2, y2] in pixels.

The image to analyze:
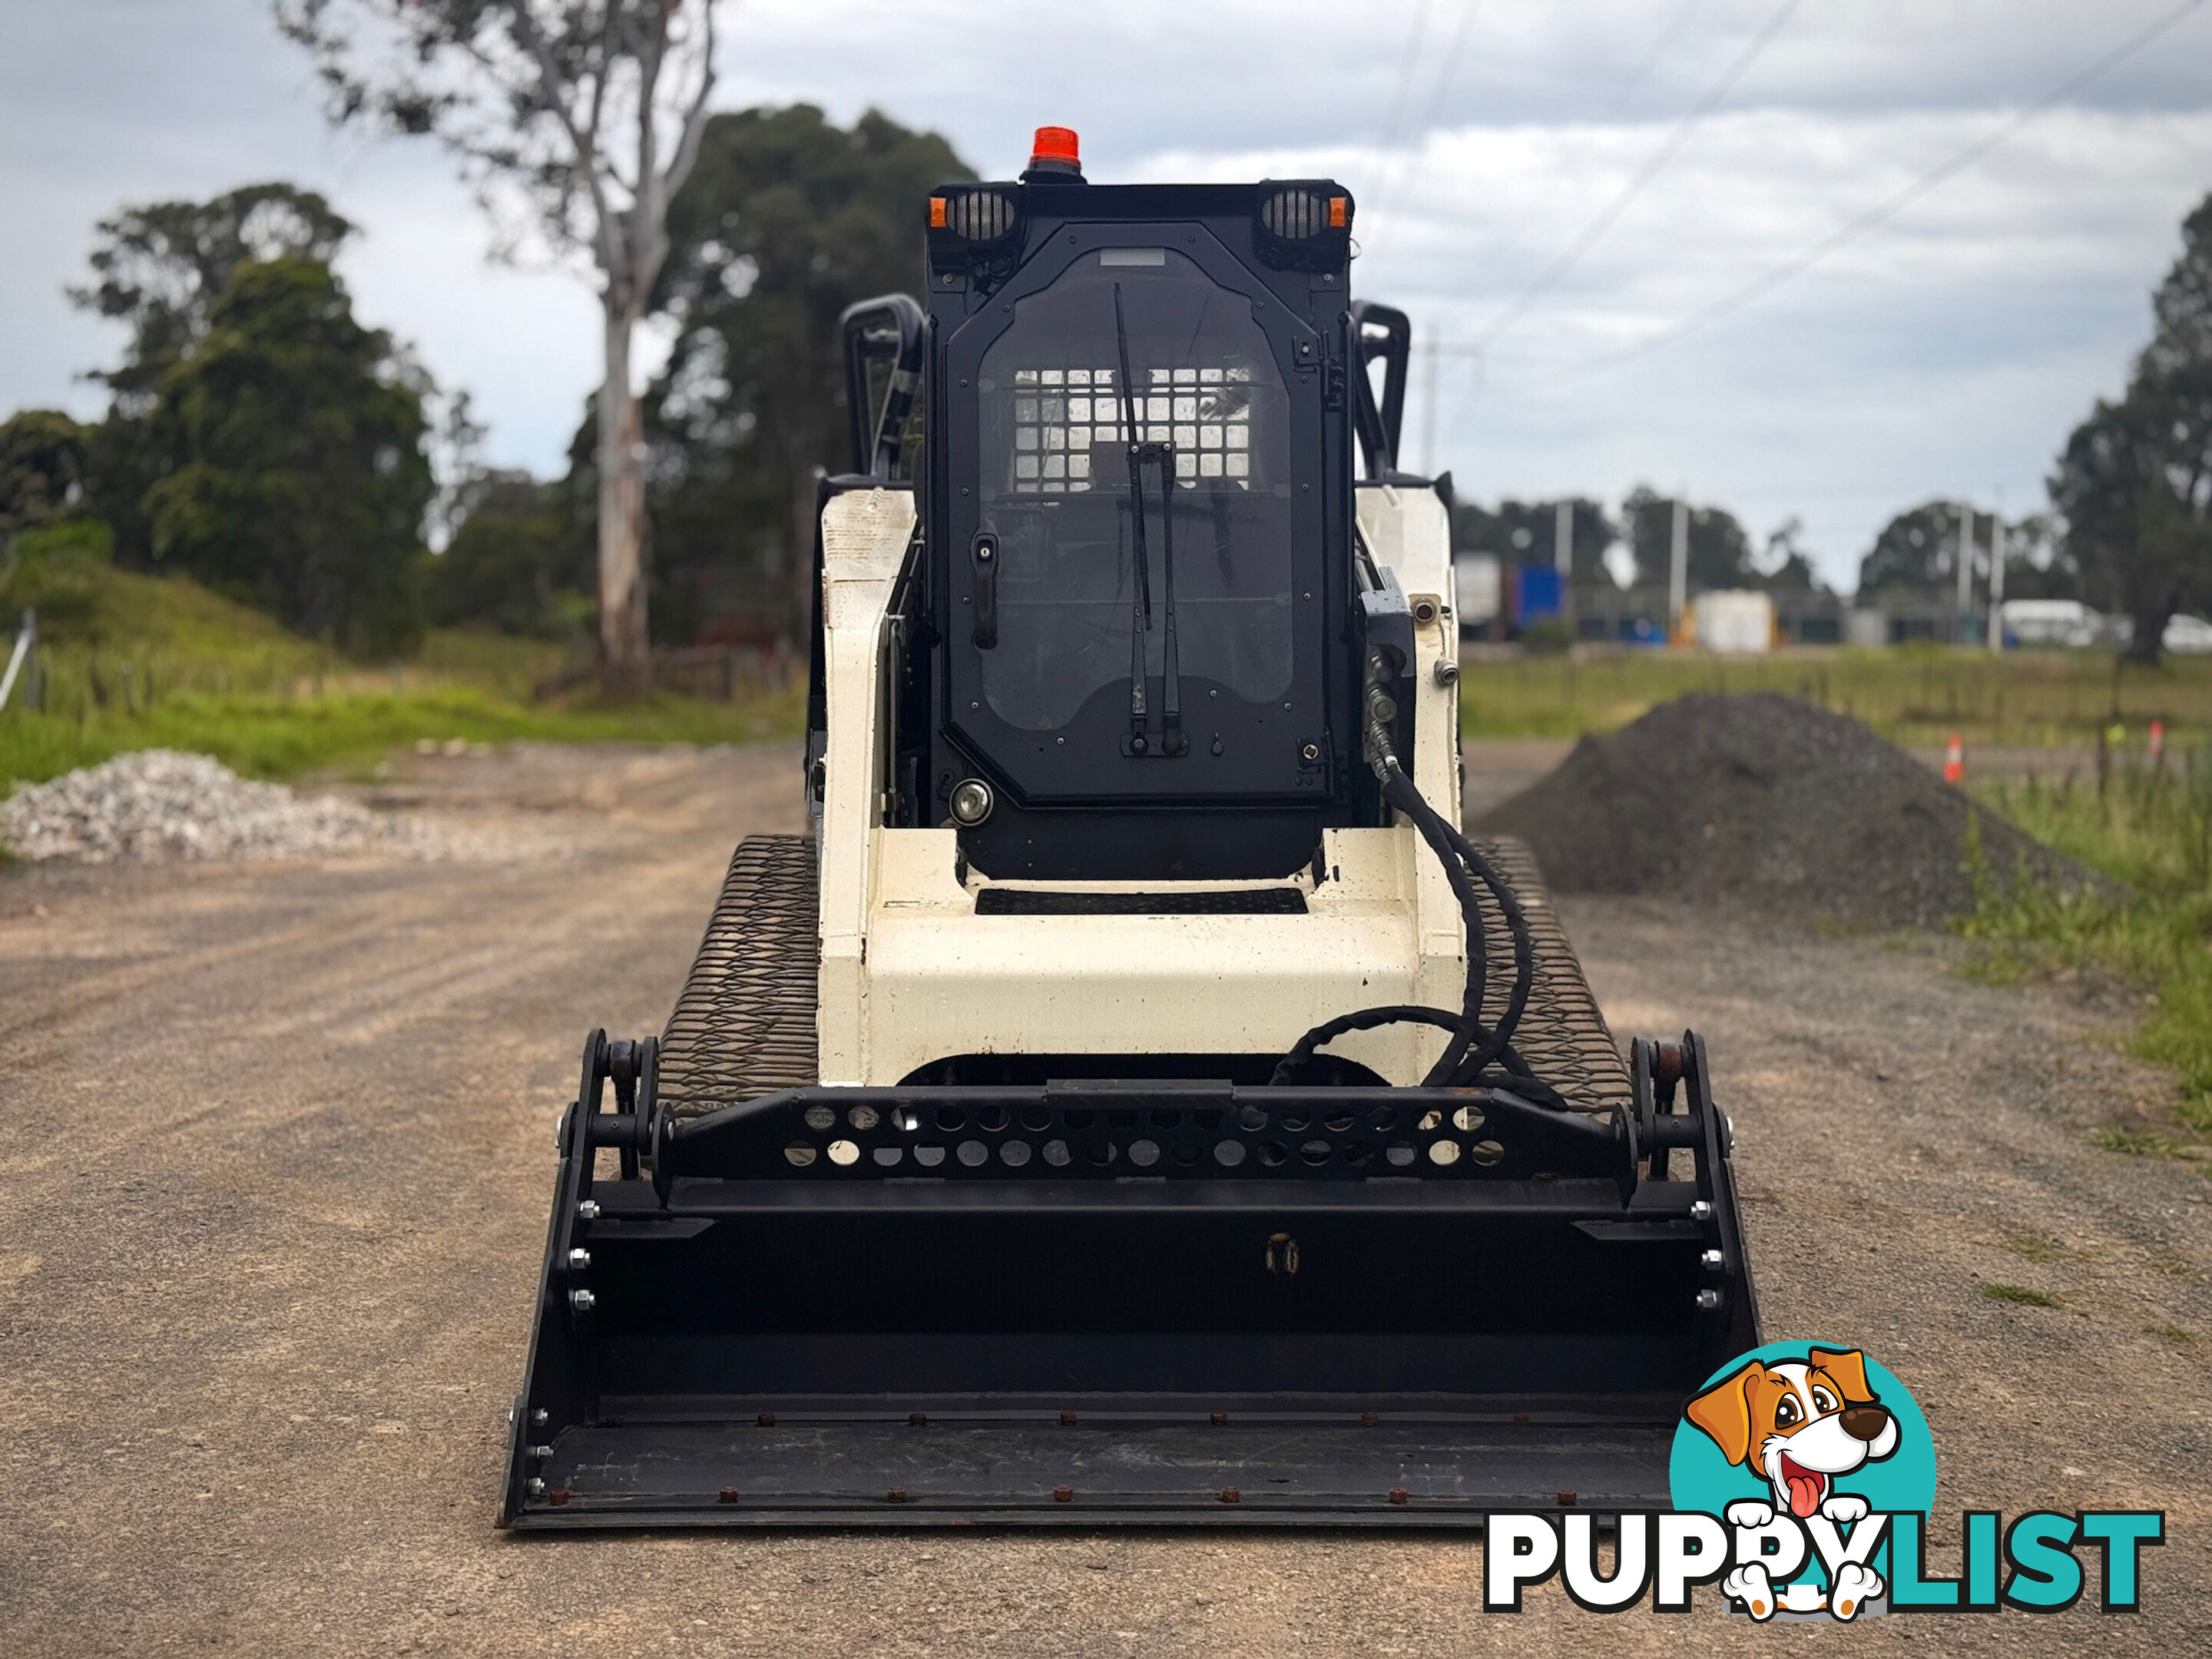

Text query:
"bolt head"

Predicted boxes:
[[1695, 1288, 1722, 1311], [530, 1444, 554, 1461], [531, 1408, 549, 1426], [570, 1288, 596, 1313], [568, 1248, 591, 1272], [949, 778, 994, 825], [1701, 1249, 1725, 1270], [1689, 1200, 1714, 1222], [1433, 660, 1460, 687], [1300, 742, 1320, 763], [576, 1199, 601, 1222], [527, 1477, 546, 1498]]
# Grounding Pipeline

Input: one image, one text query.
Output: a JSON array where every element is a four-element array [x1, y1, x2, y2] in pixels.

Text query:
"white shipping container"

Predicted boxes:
[[1453, 551, 1502, 629], [1694, 590, 1775, 654]]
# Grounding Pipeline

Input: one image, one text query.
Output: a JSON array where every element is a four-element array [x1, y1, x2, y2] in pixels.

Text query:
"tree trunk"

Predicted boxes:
[[598, 305, 650, 690], [2124, 602, 2172, 667]]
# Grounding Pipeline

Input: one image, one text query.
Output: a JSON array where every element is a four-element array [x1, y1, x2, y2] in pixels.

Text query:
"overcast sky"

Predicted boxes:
[[4, 0, 2210, 590]]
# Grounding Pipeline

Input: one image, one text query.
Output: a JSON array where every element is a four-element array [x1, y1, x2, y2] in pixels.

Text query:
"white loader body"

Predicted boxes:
[[815, 483, 1463, 1086]]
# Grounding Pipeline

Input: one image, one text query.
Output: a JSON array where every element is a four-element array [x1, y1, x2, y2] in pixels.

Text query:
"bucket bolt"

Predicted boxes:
[[577, 1199, 601, 1222], [567, 1249, 591, 1272], [570, 1288, 596, 1313], [1689, 1200, 1713, 1222], [1695, 1289, 1722, 1311], [1700, 1248, 1724, 1271]]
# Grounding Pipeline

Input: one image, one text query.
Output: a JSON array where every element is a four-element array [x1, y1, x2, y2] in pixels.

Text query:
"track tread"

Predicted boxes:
[[1471, 834, 1632, 1114], [658, 834, 820, 1118]]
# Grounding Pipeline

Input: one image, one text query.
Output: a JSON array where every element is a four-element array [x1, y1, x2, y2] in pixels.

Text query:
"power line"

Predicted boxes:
[[1463, 1, 1707, 297], [1366, 0, 1435, 207], [1472, 0, 1801, 352], [1553, 0, 2210, 383], [1366, 0, 1488, 257], [1604, 0, 1705, 114]]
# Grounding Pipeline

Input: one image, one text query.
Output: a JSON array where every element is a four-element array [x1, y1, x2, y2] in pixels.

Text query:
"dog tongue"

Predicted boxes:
[[1785, 1469, 1823, 1518]]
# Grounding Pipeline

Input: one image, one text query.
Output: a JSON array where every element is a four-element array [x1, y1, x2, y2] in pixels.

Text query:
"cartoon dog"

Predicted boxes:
[[1684, 1348, 1900, 1621]]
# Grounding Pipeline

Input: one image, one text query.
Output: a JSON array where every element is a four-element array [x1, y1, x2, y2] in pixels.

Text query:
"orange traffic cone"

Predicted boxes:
[[2150, 720, 2166, 764], [1942, 732, 1964, 784]]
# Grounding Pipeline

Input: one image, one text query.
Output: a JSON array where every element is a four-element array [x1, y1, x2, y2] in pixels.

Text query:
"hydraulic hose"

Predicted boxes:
[[1272, 653, 1538, 1089]]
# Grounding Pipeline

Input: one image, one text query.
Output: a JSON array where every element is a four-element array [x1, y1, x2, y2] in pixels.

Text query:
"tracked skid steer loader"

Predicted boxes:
[[501, 129, 1759, 1528]]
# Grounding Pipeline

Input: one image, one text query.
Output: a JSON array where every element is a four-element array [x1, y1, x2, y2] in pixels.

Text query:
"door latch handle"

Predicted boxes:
[[972, 533, 998, 649]]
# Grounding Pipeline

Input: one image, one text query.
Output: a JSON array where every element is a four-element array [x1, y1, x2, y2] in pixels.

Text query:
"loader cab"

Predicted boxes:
[[883, 141, 1376, 881]]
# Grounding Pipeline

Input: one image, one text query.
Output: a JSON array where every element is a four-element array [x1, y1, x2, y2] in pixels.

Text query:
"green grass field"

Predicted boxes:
[[1959, 757, 2212, 1157], [1459, 646, 2212, 748], [0, 549, 803, 790]]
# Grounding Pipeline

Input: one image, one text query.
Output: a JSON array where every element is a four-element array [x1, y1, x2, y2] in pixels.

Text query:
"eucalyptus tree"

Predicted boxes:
[[276, 1, 723, 684]]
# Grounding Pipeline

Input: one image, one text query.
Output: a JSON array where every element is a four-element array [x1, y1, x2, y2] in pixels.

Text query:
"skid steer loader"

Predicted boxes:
[[500, 128, 1759, 1528]]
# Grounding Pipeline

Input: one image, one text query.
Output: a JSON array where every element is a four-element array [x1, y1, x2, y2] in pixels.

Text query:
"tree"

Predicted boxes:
[[144, 256, 432, 652], [69, 183, 355, 567], [2052, 192, 2212, 665], [1756, 517, 1822, 591], [426, 470, 589, 637], [72, 183, 355, 411], [1856, 500, 1972, 597], [276, 1, 723, 687], [1621, 485, 1756, 591], [0, 410, 89, 553], [1450, 497, 1619, 585], [641, 104, 970, 641]]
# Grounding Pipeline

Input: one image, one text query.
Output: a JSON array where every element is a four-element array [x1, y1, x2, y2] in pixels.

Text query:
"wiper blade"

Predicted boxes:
[[1111, 283, 1182, 755]]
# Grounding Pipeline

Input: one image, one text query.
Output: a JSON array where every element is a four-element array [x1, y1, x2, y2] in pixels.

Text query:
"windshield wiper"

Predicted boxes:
[[1111, 283, 1183, 756]]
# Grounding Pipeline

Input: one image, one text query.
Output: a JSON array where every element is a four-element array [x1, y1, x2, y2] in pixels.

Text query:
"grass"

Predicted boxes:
[[0, 545, 803, 790], [2002, 1230, 2086, 1265], [1458, 645, 2212, 749], [1955, 754, 2212, 1151], [1, 684, 806, 789], [1979, 1282, 2066, 1309]]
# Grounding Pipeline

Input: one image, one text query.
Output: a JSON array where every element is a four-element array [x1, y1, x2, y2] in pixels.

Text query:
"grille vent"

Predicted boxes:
[[945, 189, 1016, 240], [1261, 188, 1330, 240]]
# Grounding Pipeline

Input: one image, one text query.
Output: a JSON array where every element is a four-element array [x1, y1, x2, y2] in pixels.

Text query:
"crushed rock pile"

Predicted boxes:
[[2, 749, 440, 864], [1478, 693, 2111, 929]]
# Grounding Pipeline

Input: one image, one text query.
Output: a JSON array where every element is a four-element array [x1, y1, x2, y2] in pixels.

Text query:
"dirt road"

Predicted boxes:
[[2, 741, 2206, 1654]]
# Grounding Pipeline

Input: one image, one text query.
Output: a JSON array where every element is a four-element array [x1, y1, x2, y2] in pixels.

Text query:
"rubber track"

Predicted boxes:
[[658, 835, 820, 1118], [1469, 835, 1633, 1114], [656, 831, 1631, 1117]]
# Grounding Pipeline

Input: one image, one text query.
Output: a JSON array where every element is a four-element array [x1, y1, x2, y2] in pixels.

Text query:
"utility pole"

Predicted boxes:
[[1988, 496, 2007, 653], [1555, 498, 1575, 632], [1955, 502, 1975, 644], [1669, 495, 1690, 641], [1414, 339, 1485, 476]]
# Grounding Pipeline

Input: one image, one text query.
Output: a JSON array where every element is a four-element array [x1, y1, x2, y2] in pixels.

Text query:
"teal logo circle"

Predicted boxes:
[[1671, 1339, 1936, 1519]]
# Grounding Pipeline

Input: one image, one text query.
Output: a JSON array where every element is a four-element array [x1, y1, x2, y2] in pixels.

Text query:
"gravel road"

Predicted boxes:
[[2, 740, 2206, 1655]]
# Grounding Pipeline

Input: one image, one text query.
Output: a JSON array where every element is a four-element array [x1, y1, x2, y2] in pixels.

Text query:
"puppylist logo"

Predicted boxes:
[[1481, 1340, 2165, 1619]]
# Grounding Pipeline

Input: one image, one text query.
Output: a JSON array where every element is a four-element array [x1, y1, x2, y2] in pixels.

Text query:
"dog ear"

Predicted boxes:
[[1684, 1361, 1763, 1466], [1809, 1348, 1875, 1404]]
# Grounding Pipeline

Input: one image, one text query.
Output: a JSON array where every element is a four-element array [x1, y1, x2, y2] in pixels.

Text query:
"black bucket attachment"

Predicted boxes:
[[500, 1033, 1758, 1528]]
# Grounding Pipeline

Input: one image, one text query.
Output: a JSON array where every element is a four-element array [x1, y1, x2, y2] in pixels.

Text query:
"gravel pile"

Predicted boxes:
[[1478, 693, 2111, 928], [2, 749, 437, 864]]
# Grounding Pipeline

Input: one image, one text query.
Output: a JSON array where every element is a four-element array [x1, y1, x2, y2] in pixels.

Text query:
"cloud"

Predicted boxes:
[[2, 0, 2208, 588]]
